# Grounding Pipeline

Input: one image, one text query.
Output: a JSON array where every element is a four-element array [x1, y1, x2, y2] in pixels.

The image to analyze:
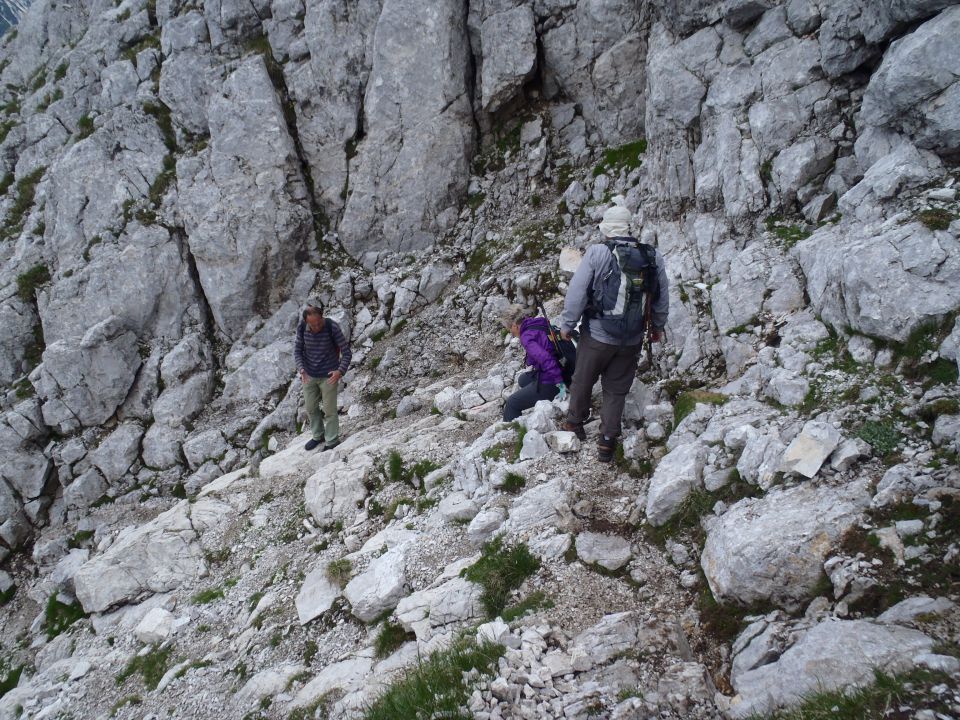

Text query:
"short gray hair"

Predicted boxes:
[[500, 304, 528, 330]]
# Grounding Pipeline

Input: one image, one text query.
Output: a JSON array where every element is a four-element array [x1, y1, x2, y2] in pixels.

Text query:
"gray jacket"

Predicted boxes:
[[560, 240, 669, 346]]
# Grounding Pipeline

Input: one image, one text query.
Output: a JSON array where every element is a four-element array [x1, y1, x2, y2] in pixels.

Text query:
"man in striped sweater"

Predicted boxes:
[[295, 302, 352, 451]]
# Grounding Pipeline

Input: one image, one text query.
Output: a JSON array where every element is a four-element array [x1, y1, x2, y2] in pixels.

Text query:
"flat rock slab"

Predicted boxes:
[[295, 564, 341, 625], [575, 532, 632, 571], [729, 619, 934, 718], [74, 497, 233, 613], [779, 420, 842, 478]]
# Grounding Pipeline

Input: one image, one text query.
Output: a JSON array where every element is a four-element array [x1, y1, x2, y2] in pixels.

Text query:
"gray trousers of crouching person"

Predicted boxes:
[[566, 332, 642, 439]]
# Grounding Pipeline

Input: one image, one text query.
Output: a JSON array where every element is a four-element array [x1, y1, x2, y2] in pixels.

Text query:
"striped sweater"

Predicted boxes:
[[294, 319, 352, 378]]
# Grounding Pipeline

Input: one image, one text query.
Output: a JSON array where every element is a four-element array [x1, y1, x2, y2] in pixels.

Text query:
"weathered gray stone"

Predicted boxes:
[[467, 506, 506, 544], [343, 542, 409, 622], [141, 423, 184, 470], [940, 316, 960, 364], [89, 422, 143, 482], [439, 491, 479, 522], [74, 497, 233, 612], [771, 136, 835, 207], [0, 298, 38, 386], [829, 438, 871, 472], [518, 429, 550, 461], [479, 6, 536, 113], [860, 6, 960, 154], [295, 563, 340, 625], [36, 316, 141, 433], [181, 429, 230, 471], [763, 369, 809, 407], [779, 421, 842, 478], [877, 596, 956, 625], [395, 575, 484, 640], [575, 532, 632, 571], [177, 56, 311, 339], [932, 414, 960, 452], [64, 468, 108, 511], [736, 428, 785, 489], [702, 480, 871, 610], [794, 219, 960, 344], [505, 478, 575, 534], [134, 607, 175, 644], [339, 0, 474, 254], [729, 619, 934, 718], [304, 454, 370, 528], [541, 3, 647, 143], [646, 442, 708, 527]]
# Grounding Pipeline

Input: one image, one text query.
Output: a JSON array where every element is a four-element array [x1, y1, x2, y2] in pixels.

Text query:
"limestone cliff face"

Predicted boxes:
[[0, 0, 958, 572]]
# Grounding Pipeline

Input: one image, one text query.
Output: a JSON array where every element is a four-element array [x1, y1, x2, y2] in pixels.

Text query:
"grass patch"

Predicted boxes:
[[592, 139, 647, 177], [750, 667, 955, 720], [0, 660, 24, 699], [54, 61, 68, 80], [461, 536, 540, 618], [374, 620, 413, 658], [304, 640, 318, 664], [366, 387, 393, 403], [409, 459, 440, 481], [68, 529, 95, 548], [2, 167, 46, 241], [501, 472, 526, 493], [43, 594, 87, 639], [116, 645, 173, 690], [645, 478, 760, 547], [16, 264, 51, 301], [191, 587, 225, 604], [386, 450, 405, 483], [765, 215, 811, 249], [501, 590, 554, 623], [76, 114, 94, 139], [674, 390, 727, 427], [916, 208, 956, 231], [326, 558, 352, 587], [121, 33, 160, 62], [466, 192, 485, 212], [853, 420, 901, 458], [110, 694, 142, 716], [363, 638, 505, 720]]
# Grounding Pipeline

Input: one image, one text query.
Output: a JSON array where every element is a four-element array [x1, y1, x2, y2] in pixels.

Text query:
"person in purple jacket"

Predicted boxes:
[[500, 304, 567, 422]]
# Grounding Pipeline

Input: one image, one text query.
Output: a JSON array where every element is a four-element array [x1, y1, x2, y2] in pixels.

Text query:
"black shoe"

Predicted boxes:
[[561, 421, 586, 441], [322, 439, 340, 451], [597, 436, 615, 463], [305, 439, 322, 451]]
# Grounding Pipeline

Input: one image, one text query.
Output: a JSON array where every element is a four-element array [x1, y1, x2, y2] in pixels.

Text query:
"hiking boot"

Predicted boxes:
[[597, 436, 616, 463], [322, 438, 341, 451], [305, 439, 322, 451], [560, 421, 586, 441]]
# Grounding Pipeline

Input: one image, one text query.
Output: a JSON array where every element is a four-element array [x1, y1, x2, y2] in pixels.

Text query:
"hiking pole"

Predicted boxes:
[[642, 292, 654, 372], [533, 294, 564, 356]]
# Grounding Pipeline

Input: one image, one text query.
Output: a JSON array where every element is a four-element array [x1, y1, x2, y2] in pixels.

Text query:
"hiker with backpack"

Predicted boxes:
[[295, 301, 352, 451], [500, 304, 568, 422], [559, 205, 669, 462]]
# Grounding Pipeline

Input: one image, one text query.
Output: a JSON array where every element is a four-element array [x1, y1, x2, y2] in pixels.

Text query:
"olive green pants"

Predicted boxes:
[[303, 376, 339, 443]]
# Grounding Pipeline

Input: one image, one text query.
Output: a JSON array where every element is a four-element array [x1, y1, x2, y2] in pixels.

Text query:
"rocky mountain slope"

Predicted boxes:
[[1, 0, 960, 718]]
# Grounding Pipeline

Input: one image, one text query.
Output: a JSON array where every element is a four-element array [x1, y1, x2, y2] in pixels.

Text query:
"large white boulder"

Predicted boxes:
[[701, 480, 871, 611]]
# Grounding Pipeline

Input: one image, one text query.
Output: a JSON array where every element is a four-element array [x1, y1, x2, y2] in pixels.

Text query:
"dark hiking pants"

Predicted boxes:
[[503, 371, 559, 422], [566, 332, 642, 439]]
